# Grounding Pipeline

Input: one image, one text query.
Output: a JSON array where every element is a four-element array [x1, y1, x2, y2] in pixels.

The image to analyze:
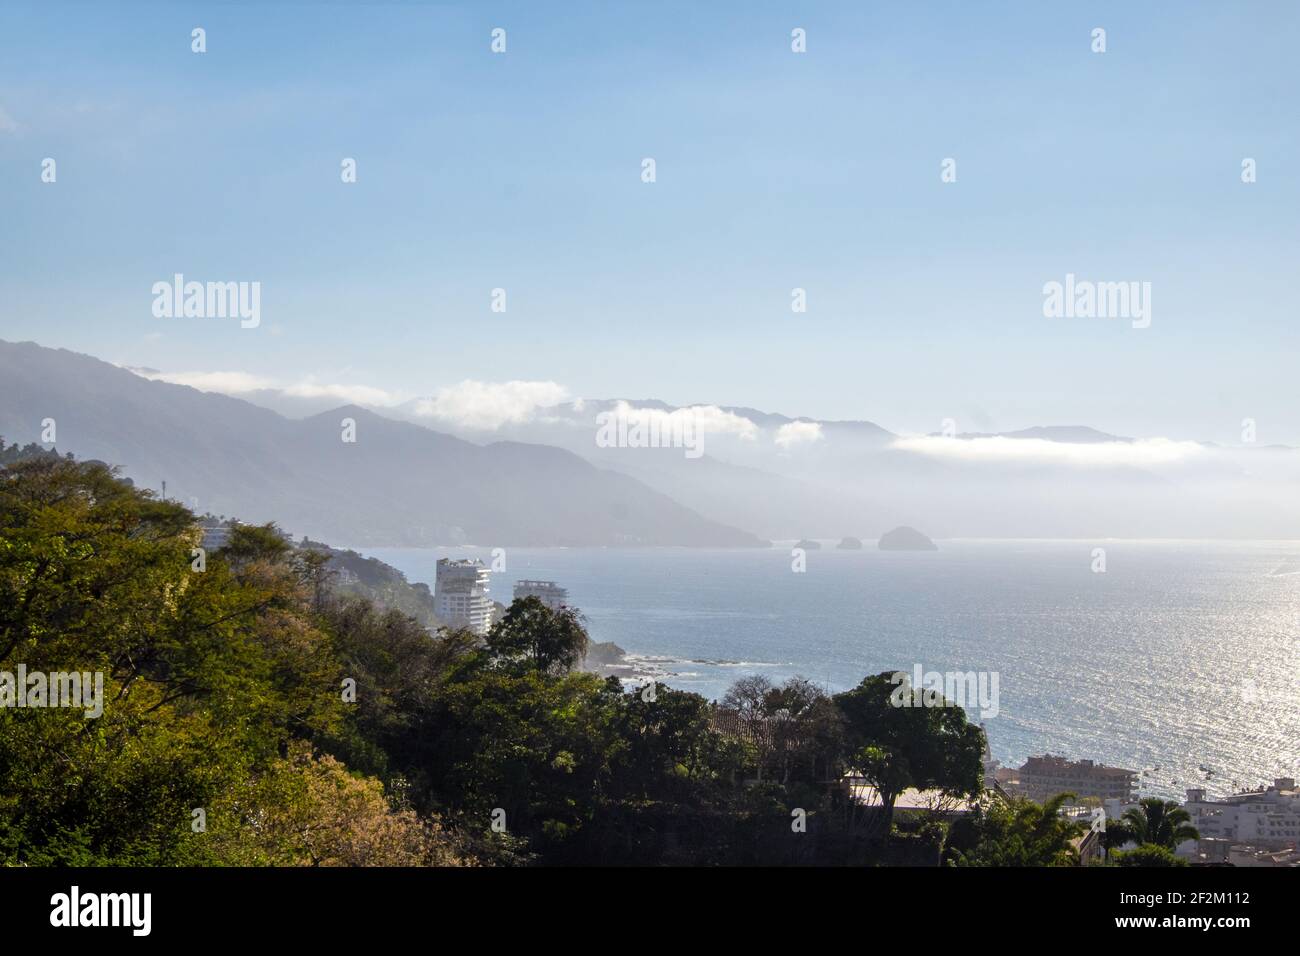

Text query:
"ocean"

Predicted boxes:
[[361, 540, 1300, 802]]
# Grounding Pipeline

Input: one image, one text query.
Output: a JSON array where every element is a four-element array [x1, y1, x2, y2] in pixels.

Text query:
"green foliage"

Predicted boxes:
[[0, 455, 456, 866], [833, 671, 985, 834], [485, 596, 588, 675], [1110, 844, 1187, 867], [943, 793, 1084, 866], [1106, 798, 1200, 851], [1, 449, 1075, 867], [607, 682, 719, 801]]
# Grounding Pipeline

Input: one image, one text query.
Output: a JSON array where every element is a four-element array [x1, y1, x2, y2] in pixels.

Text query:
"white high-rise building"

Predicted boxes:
[[512, 579, 569, 611], [434, 558, 494, 635]]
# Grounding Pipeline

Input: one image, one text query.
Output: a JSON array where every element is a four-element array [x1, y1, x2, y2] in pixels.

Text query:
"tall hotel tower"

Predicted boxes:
[[434, 558, 494, 635]]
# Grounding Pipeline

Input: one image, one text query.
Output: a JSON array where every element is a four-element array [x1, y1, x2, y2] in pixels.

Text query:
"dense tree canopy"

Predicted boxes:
[[0, 453, 446, 864], [1, 445, 1127, 867]]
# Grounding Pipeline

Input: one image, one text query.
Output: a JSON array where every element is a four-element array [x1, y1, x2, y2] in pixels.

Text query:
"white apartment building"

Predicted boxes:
[[1182, 778, 1300, 850], [512, 579, 569, 611], [434, 558, 494, 635], [1099, 777, 1300, 862]]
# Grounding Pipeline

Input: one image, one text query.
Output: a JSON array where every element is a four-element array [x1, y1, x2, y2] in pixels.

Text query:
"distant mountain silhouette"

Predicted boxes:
[[0, 340, 765, 548]]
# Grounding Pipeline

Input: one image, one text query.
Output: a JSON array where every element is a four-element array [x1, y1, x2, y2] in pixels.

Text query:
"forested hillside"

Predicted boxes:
[[1, 441, 1087, 866]]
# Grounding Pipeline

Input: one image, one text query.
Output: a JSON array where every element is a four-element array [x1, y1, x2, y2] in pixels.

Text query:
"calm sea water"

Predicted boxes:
[[361, 541, 1300, 802]]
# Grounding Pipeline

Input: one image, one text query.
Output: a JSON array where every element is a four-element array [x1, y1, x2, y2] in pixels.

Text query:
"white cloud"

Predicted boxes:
[[606, 402, 759, 441], [774, 420, 824, 449], [281, 379, 397, 406], [0, 106, 18, 134], [128, 368, 399, 406], [125, 367, 575, 426], [891, 435, 1207, 468], [411, 380, 570, 430], [135, 369, 274, 393]]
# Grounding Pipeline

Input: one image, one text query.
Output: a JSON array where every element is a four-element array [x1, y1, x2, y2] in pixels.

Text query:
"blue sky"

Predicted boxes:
[[2, 1, 1297, 442]]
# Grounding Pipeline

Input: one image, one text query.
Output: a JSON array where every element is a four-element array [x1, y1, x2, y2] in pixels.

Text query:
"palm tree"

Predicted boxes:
[[1108, 798, 1199, 851], [944, 792, 1086, 866]]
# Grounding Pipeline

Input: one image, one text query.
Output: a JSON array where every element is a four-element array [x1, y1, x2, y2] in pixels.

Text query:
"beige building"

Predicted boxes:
[[1006, 754, 1139, 804]]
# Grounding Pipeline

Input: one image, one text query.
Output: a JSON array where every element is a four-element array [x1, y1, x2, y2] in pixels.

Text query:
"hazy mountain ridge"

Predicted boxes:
[[414, 397, 1300, 540], [0, 340, 765, 548], [18, 340, 1300, 539]]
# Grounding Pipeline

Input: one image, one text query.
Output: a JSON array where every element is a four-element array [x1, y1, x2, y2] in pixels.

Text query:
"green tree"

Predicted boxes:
[[422, 666, 623, 847], [608, 681, 718, 802], [203, 741, 470, 867], [0, 455, 423, 866], [1107, 798, 1199, 851], [833, 671, 985, 837], [317, 596, 480, 782], [486, 596, 588, 675]]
